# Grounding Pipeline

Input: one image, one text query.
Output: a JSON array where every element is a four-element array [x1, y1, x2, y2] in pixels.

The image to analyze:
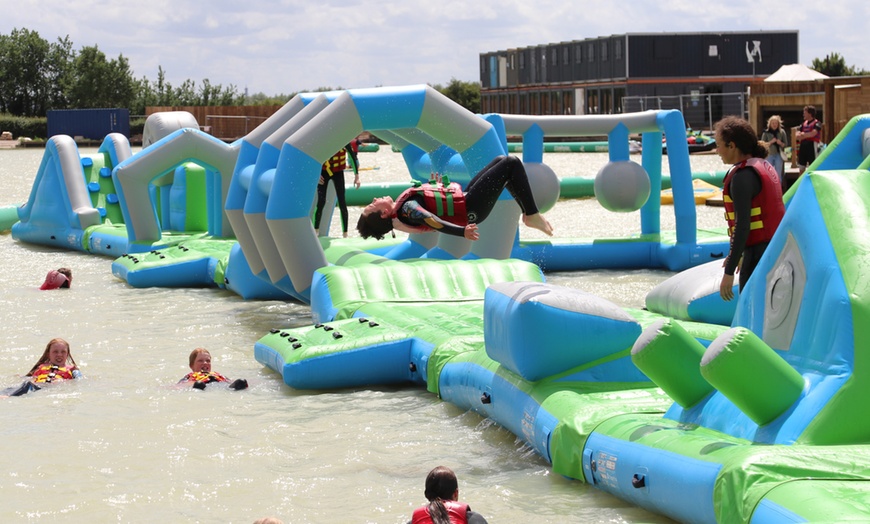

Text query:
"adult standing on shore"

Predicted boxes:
[[761, 115, 788, 184], [795, 105, 822, 175]]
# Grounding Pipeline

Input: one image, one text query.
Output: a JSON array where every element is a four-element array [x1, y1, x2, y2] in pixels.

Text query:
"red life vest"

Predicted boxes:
[[722, 157, 784, 246], [394, 181, 468, 228], [800, 119, 821, 143], [30, 364, 75, 383], [411, 501, 469, 524], [182, 371, 230, 384], [324, 149, 348, 173]]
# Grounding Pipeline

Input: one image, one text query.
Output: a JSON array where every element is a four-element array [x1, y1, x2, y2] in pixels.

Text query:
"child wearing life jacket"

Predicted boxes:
[[2, 337, 82, 397], [179, 347, 248, 390], [357, 155, 553, 241], [408, 466, 488, 524], [39, 267, 73, 290]]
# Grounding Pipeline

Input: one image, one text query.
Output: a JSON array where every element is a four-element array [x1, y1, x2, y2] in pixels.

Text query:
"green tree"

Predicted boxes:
[[66, 45, 136, 109], [0, 29, 58, 116], [811, 53, 869, 77], [433, 78, 481, 113]]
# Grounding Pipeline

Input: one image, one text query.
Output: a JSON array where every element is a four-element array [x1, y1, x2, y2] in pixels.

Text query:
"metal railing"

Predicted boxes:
[[622, 92, 747, 133]]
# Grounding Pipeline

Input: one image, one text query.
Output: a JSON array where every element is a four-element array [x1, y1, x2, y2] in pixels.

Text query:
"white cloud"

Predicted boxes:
[[2, 0, 868, 96]]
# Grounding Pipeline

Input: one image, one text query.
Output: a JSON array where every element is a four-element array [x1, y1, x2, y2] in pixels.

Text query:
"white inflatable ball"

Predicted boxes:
[[594, 161, 651, 212], [522, 162, 560, 213]]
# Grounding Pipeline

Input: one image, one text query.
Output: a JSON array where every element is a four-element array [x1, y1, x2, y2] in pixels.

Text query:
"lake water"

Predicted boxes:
[[0, 145, 727, 523]]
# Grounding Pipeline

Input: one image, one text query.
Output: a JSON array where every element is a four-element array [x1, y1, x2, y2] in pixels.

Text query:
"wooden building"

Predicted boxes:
[[749, 76, 870, 144]]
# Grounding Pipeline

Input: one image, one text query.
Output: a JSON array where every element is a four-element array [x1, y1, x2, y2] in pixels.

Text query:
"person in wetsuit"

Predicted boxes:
[[313, 141, 361, 238], [357, 155, 553, 241], [714, 116, 785, 301]]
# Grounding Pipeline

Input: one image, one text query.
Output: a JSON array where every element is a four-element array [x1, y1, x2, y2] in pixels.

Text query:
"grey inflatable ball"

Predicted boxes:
[[594, 161, 651, 212], [522, 161, 560, 213]]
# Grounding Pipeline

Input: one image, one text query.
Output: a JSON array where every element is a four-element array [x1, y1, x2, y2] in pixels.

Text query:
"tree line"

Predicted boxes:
[[0, 28, 481, 119]]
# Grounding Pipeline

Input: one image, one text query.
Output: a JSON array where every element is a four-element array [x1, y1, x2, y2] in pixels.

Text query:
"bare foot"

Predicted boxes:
[[342, 232, 349, 238], [523, 213, 553, 236]]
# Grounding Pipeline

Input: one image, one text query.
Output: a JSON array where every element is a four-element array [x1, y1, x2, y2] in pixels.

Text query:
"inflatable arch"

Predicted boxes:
[[112, 127, 240, 249], [227, 85, 506, 299]]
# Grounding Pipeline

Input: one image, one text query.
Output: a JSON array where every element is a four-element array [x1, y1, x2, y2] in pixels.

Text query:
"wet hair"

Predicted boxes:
[[189, 347, 211, 368], [803, 105, 817, 118], [422, 466, 459, 524], [715, 116, 768, 159], [27, 337, 76, 376], [57, 267, 72, 288], [356, 212, 393, 240]]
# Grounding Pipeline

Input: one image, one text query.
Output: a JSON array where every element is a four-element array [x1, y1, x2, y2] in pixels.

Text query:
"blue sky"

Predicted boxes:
[[4, 0, 867, 96]]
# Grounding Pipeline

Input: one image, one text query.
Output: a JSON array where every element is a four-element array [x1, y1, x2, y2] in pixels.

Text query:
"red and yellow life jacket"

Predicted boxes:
[[411, 501, 469, 524], [722, 157, 784, 246], [30, 364, 75, 383], [183, 371, 229, 384], [394, 181, 468, 228], [323, 149, 348, 174]]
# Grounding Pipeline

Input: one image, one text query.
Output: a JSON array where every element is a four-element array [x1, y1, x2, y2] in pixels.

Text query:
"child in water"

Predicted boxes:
[[39, 268, 73, 290], [408, 466, 488, 524], [179, 347, 248, 390], [3, 337, 82, 397]]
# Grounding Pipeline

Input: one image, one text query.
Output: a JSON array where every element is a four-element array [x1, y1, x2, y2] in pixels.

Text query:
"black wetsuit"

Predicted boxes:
[[314, 144, 360, 234], [396, 155, 540, 237], [724, 166, 766, 290]]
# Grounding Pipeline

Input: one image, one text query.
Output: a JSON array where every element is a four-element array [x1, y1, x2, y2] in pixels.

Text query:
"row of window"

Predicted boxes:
[[510, 39, 624, 71]]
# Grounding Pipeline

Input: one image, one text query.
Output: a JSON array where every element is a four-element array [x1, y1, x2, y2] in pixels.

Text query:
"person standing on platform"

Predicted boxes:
[[714, 116, 785, 301], [313, 141, 361, 238]]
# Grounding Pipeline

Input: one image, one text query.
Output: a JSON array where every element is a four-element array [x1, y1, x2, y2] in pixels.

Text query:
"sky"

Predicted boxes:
[[3, 0, 868, 97]]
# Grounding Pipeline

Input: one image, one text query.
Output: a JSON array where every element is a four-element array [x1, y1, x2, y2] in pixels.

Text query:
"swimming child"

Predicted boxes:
[[3, 337, 82, 397], [179, 347, 248, 390], [40, 267, 73, 290], [357, 155, 553, 241], [408, 465, 488, 524]]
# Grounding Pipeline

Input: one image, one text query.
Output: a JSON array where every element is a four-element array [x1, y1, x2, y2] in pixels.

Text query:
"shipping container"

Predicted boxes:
[[47, 108, 130, 140]]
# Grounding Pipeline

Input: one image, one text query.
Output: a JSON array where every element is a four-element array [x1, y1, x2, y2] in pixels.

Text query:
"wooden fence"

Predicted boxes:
[[145, 105, 283, 141]]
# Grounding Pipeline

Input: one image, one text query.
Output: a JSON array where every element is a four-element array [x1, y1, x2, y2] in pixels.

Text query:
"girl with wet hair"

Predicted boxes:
[[409, 466, 488, 524], [2, 338, 82, 397]]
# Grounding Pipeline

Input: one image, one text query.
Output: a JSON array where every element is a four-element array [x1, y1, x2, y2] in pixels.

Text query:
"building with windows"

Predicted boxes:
[[480, 31, 798, 130]]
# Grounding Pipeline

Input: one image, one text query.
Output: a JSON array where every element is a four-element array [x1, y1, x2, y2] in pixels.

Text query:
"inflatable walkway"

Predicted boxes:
[[255, 115, 870, 523]]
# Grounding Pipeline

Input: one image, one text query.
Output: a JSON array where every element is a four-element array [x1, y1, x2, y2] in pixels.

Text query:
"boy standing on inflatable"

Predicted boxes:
[[357, 155, 553, 241], [313, 141, 361, 238], [714, 116, 785, 301]]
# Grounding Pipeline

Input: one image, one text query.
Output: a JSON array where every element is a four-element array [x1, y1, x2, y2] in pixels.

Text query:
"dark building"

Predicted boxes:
[[480, 31, 799, 130]]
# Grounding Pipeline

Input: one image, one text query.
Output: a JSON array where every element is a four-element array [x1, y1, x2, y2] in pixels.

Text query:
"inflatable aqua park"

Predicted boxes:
[[9, 82, 870, 521], [10, 85, 728, 301], [254, 114, 870, 523]]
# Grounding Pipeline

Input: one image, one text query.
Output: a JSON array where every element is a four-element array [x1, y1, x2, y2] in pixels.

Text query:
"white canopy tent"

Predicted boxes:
[[765, 64, 829, 82]]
